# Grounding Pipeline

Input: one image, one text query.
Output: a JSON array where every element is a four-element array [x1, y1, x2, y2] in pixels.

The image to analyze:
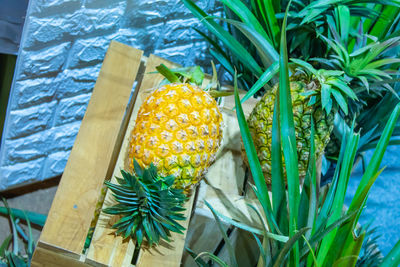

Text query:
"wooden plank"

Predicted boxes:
[[86, 54, 179, 266], [35, 41, 143, 256], [135, 195, 195, 267], [31, 242, 90, 267]]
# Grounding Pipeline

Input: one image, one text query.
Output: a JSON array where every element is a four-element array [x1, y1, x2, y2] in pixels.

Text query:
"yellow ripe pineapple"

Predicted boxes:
[[243, 60, 357, 184], [83, 65, 225, 249], [127, 69, 224, 189]]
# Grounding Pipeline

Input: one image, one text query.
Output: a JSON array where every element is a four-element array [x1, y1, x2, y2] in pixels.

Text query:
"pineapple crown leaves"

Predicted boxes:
[[103, 160, 187, 247], [290, 58, 357, 115], [315, 35, 400, 97], [156, 64, 205, 86], [155, 62, 233, 98]]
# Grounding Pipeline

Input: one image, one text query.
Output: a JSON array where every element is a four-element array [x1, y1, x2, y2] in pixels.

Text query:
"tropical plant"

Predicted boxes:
[[103, 162, 187, 247], [244, 60, 356, 185], [182, 0, 400, 175], [186, 5, 400, 266]]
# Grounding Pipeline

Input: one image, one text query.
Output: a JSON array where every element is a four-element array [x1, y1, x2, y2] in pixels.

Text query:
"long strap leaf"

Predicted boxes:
[[317, 127, 360, 265], [234, 71, 279, 234], [381, 238, 400, 267], [271, 95, 288, 238], [349, 103, 400, 213], [204, 201, 238, 267], [271, 228, 309, 267], [241, 61, 279, 104], [220, 0, 274, 47], [279, 1, 300, 265], [182, 0, 263, 77]]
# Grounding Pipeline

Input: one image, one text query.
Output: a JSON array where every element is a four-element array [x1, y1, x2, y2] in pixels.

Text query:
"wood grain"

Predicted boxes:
[[34, 41, 143, 257], [86, 54, 180, 266], [32, 242, 91, 267]]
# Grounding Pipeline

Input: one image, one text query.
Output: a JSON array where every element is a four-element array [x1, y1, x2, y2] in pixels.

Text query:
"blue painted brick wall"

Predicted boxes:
[[0, 0, 219, 190]]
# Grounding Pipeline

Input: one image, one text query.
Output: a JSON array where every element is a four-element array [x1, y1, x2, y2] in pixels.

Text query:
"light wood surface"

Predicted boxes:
[[32, 240, 94, 267], [86, 54, 185, 266], [33, 41, 143, 260]]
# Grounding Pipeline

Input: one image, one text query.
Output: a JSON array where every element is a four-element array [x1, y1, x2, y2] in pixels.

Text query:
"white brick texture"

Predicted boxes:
[[0, 0, 218, 190]]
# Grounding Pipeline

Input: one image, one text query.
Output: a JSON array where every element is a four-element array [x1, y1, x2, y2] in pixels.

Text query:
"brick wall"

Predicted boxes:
[[0, 0, 219, 190]]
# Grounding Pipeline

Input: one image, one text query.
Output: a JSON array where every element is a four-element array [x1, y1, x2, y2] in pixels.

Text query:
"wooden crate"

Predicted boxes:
[[31, 41, 259, 267]]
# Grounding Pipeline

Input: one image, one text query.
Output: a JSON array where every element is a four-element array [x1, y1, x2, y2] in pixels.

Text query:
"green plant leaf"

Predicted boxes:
[[298, 118, 317, 242], [155, 64, 180, 83], [279, 0, 300, 244], [321, 84, 332, 112], [247, 203, 289, 242], [209, 206, 263, 236], [331, 88, 348, 115], [234, 71, 278, 233], [209, 49, 235, 76], [271, 228, 309, 267], [261, 0, 280, 48], [217, 18, 279, 67], [335, 5, 350, 45], [326, 79, 357, 100], [366, 58, 400, 69], [316, 127, 360, 265], [302, 235, 318, 267], [350, 103, 400, 213], [241, 61, 279, 103], [204, 201, 238, 267], [369, 5, 400, 40], [0, 235, 12, 258], [253, 232, 267, 266], [325, 214, 369, 266], [271, 96, 288, 237], [23, 211, 34, 261], [185, 247, 211, 267], [290, 58, 318, 75], [381, 238, 400, 267], [300, 211, 358, 260], [279, 2, 301, 265], [2, 199, 18, 255], [182, 0, 263, 76], [220, 0, 274, 46], [196, 252, 230, 267]]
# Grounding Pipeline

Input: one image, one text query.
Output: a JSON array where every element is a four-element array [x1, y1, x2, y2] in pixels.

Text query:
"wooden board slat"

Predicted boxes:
[[31, 242, 90, 267], [86, 54, 180, 266], [34, 41, 143, 257]]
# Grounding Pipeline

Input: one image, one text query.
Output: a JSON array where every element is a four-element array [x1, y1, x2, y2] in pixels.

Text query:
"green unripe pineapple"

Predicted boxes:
[[243, 61, 356, 184]]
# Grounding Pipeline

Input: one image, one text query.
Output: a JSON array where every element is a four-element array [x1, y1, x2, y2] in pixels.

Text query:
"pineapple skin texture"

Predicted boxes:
[[128, 83, 223, 189], [245, 81, 333, 184]]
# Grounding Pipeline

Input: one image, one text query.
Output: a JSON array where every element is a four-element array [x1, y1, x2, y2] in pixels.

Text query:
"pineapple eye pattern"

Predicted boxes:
[[128, 83, 223, 188]]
